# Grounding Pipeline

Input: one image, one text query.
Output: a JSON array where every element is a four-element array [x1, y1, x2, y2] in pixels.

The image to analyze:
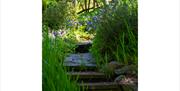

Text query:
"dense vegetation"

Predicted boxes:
[[91, 0, 137, 68], [42, 0, 138, 90], [42, 26, 81, 91]]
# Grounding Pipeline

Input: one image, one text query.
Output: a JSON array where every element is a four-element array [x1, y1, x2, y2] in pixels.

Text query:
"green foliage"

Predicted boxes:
[[42, 0, 138, 89], [42, 26, 81, 91], [43, 0, 76, 31], [90, 0, 137, 66], [62, 26, 94, 43], [43, 0, 56, 11]]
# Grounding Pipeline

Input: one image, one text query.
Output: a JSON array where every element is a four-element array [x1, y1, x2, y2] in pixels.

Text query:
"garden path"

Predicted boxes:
[[63, 42, 125, 91]]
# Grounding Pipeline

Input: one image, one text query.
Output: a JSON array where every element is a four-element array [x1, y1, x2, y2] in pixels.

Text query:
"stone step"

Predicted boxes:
[[64, 64, 97, 71], [64, 53, 96, 71], [78, 82, 120, 90], [75, 41, 92, 53], [67, 71, 106, 79], [67, 71, 114, 83]]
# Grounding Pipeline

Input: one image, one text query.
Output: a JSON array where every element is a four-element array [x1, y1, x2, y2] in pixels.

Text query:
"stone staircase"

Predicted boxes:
[[63, 42, 131, 91]]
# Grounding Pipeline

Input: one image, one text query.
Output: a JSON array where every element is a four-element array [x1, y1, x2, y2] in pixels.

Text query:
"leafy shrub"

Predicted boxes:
[[43, 0, 76, 31], [43, 0, 57, 11], [90, 0, 138, 66]]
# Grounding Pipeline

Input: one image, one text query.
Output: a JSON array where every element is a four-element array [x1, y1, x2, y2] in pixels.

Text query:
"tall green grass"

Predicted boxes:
[[90, 0, 137, 67], [42, 27, 81, 91]]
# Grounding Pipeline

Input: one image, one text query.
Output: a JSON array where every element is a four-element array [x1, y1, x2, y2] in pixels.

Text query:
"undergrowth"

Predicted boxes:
[[42, 26, 81, 91], [90, 0, 138, 68]]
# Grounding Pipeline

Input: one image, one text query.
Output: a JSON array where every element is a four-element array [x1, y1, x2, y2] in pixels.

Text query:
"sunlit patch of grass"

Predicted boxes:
[[74, 30, 94, 42], [63, 29, 94, 43]]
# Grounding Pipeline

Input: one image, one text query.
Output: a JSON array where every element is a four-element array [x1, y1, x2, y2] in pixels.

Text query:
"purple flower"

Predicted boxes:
[[87, 21, 92, 25], [53, 32, 58, 36], [74, 22, 78, 25], [93, 16, 98, 22]]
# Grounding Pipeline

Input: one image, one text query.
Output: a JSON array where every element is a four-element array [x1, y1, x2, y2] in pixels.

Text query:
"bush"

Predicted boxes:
[[43, 0, 76, 31], [90, 0, 138, 66]]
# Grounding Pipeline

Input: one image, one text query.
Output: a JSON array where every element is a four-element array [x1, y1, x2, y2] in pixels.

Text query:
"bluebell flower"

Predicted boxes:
[[93, 16, 98, 22], [74, 22, 78, 25], [58, 31, 65, 37], [53, 32, 58, 37], [87, 21, 92, 25]]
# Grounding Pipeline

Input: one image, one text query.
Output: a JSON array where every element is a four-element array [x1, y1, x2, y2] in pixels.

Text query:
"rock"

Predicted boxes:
[[100, 61, 122, 76], [108, 61, 122, 69], [115, 68, 126, 75], [120, 77, 137, 85], [114, 75, 125, 83], [114, 75, 138, 91], [115, 65, 137, 76]]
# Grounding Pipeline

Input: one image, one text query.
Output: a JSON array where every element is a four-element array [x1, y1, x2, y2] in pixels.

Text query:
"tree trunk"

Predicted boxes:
[[93, 0, 95, 8], [96, 0, 99, 7], [88, 0, 91, 12], [85, 0, 87, 12]]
